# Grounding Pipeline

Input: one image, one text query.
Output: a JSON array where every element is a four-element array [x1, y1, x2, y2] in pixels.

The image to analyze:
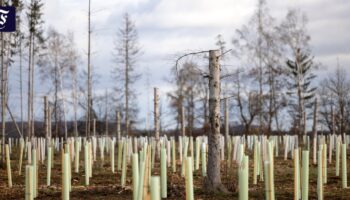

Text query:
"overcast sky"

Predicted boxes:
[[9, 0, 350, 130]]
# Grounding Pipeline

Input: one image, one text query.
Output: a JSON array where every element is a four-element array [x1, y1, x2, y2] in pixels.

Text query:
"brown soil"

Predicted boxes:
[[0, 147, 350, 199]]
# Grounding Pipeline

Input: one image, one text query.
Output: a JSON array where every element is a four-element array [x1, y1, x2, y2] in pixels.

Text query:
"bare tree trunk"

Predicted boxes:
[[257, 7, 264, 136], [296, 50, 306, 145], [146, 68, 150, 134], [93, 118, 96, 137], [44, 96, 48, 139], [48, 106, 52, 138], [117, 111, 121, 141], [224, 98, 229, 140], [105, 90, 108, 136], [19, 38, 24, 137], [204, 50, 227, 192], [267, 65, 274, 135], [54, 72, 59, 138], [331, 106, 336, 140], [1, 31, 5, 162], [86, 0, 92, 139], [181, 106, 185, 136], [224, 97, 230, 158], [203, 89, 208, 128], [154, 88, 159, 141], [72, 62, 78, 138], [58, 64, 68, 141], [54, 65, 59, 138], [312, 97, 318, 164], [27, 34, 32, 139], [31, 37, 35, 139], [125, 36, 129, 136]]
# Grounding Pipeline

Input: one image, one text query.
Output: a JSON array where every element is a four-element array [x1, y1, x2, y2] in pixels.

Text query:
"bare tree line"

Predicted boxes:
[[168, 0, 349, 139], [0, 0, 349, 147]]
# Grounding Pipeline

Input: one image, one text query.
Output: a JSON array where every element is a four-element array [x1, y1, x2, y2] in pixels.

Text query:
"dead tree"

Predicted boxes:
[[154, 87, 160, 141], [105, 90, 109, 136], [174, 49, 231, 192], [86, 0, 92, 139], [116, 111, 121, 140], [224, 98, 229, 140], [312, 97, 318, 164], [181, 106, 185, 136], [44, 96, 49, 139], [204, 50, 227, 192], [112, 13, 141, 137]]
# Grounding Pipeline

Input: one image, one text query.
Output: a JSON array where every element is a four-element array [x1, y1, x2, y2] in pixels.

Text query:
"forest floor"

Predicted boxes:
[[1, 146, 350, 199]]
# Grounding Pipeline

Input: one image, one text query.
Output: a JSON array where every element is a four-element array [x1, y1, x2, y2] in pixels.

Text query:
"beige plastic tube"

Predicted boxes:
[[5, 144, 12, 188]]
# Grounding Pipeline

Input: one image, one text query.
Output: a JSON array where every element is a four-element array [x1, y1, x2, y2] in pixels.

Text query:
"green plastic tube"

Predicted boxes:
[[121, 141, 127, 187], [342, 143, 347, 188], [323, 144, 327, 184], [151, 141, 155, 170], [88, 142, 93, 178], [190, 137, 194, 168], [336, 141, 340, 176], [19, 138, 24, 175], [132, 153, 139, 200], [258, 142, 263, 181], [51, 142, 54, 169], [264, 161, 270, 200], [161, 148, 167, 198], [75, 140, 79, 173], [227, 137, 232, 169], [32, 149, 37, 198], [253, 141, 258, 185], [302, 150, 309, 200], [181, 139, 189, 177], [63, 153, 70, 200], [5, 144, 12, 188], [117, 140, 123, 171], [84, 144, 89, 186], [179, 137, 183, 162], [150, 176, 160, 200], [171, 139, 176, 173], [294, 148, 300, 200], [47, 147, 52, 186], [201, 143, 207, 177], [239, 155, 249, 200], [111, 140, 115, 173], [268, 141, 275, 200], [195, 138, 200, 170], [137, 161, 145, 200], [25, 165, 33, 200], [185, 157, 194, 200], [317, 150, 323, 200]]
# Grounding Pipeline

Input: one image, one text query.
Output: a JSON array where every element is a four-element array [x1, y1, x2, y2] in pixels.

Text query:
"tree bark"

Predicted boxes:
[[117, 111, 121, 141], [154, 87, 160, 159], [1, 31, 5, 162], [204, 50, 227, 192], [312, 97, 318, 164], [86, 0, 92, 139], [27, 33, 32, 139], [19, 37, 24, 137], [72, 62, 78, 138], [154, 88, 159, 141], [44, 96, 48, 139], [181, 106, 185, 136], [224, 98, 229, 140], [105, 90, 109, 136]]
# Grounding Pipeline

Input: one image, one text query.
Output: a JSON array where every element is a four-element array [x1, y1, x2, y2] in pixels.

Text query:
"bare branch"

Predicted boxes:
[[175, 50, 209, 78]]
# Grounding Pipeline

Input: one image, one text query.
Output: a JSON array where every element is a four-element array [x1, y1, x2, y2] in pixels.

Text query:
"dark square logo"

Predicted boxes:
[[0, 6, 16, 32]]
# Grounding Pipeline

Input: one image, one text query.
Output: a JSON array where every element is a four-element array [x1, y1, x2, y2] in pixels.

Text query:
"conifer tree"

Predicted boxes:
[[286, 48, 316, 136]]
